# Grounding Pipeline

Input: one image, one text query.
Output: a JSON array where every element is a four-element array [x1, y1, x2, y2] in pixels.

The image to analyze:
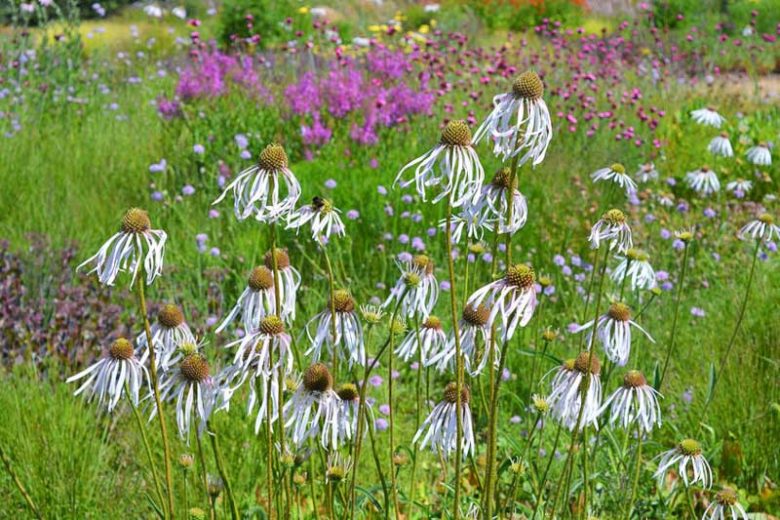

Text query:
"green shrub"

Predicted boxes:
[[218, 0, 313, 49]]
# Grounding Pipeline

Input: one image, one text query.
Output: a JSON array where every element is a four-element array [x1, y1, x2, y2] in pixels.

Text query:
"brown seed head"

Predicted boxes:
[[413, 254, 435, 275], [109, 337, 134, 360], [443, 382, 470, 404], [491, 167, 516, 190], [505, 263, 536, 289], [336, 383, 359, 402], [258, 143, 288, 171], [248, 266, 274, 291], [574, 351, 601, 375], [603, 209, 626, 225], [759, 213, 774, 225], [622, 370, 647, 388], [180, 353, 210, 382], [303, 363, 333, 393], [332, 290, 355, 313], [264, 248, 290, 269], [121, 208, 151, 234], [158, 304, 185, 328], [512, 71, 544, 100], [422, 316, 442, 330], [440, 120, 472, 147], [463, 303, 490, 327], [715, 488, 738, 506], [607, 302, 631, 322], [260, 315, 285, 335]]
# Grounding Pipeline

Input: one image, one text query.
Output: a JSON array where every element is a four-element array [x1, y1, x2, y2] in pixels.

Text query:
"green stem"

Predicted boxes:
[[658, 241, 690, 391], [532, 421, 563, 520], [408, 314, 424, 514], [126, 381, 166, 514], [388, 315, 401, 518], [208, 427, 239, 520], [0, 445, 43, 520], [136, 277, 176, 519], [195, 431, 214, 520], [323, 247, 339, 377], [625, 426, 643, 520]]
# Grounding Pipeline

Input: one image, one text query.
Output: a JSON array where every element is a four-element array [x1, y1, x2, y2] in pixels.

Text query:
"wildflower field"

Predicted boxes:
[[1, 0, 779, 518]]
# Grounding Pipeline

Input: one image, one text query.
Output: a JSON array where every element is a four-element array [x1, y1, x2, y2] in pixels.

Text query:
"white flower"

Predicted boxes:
[[708, 133, 733, 157], [66, 338, 148, 412], [467, 263, 537, 341], [576, 302, 654, 366], [703, 489, 748, 520], [216, 266, 276, 334], [334, 383, 368, 443], [591, 163, 637, 196], [413, 383, 475, 460], [473, 71, 552, 166], [135, 303, 196, 371], [475, 167, 528, 234], [746, 143, 772, 166], [171, 5, 186, 19], [222, 315, 294, 381], [215, 360, 282, 433], [726, 178, 752, 195], [395, 120, 485, 208], [263, 248, 301, 322], [213, 143, 301, 222], [589, 209, 633, 253], [396, 315, 447, 364], [738, 213, 780, 242], [547, 352, 602, 431], [77, 208, 167, 287], [287, 197, 345, 244], [690, 108, 725, 128], [426, 304, 493, 376], [611, 249, 656, 291], [654, 439, 712, 489], [325, 452, 353, 484], [686, 167, 720, 196], [284, 363, 343, 450], [143, 4, 163, 18], [635, 163, 658, 183], [155, 353, 215, 440], [383, 255, 438, 319], [305, 290, 365, 367], [439, 203, 491, 244], [598, 370, 662, 433]]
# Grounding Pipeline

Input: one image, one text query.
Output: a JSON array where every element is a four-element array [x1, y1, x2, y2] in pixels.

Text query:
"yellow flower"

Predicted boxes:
[[419, 24, 430, 34], [298, 6, 309, 14]]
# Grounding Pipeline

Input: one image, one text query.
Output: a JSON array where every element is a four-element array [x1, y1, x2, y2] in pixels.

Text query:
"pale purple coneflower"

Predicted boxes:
[[77, 208, 167, 287], [547, 352, 602, 431], [686, 166, 720, 196], [66, 337, 148, 412], [413, 382, 475, 460], [599, 370, 662, 433], [654, 438, 712, 489], [216, 266, 276, 334], [213, 143, 300, 222], [690, 107, 725, 128], [588, 209, 633, 253], [439, 203, 491, 244], [467, 263, 537, 341], [476, 167, 528, 234], [396, 315, 446, 364], [611, 248, 657, 291], [703, 488, 748, 520], [135, 303, 196, 372], [264, 248, 301, 322], [284, 363, 343, 450], [473, 71, 552, 166], [383, 255, 438, 318], [738, 213, 780, 242], [635, 162, 658, 183], [576, 302, 654, 366], [726, 178, 752, 195], [287, 196, 345, 244], [305, 290, 365, 367], [591, 163, 637, 196], [708, 132, 733, 157], [426, 304, 492, 376], [325, 452, 353, 484], [395, 120, 485, 208], [155, 352, 215, 440], [745, 143, 771, 166], [334, 383, 369, 443]]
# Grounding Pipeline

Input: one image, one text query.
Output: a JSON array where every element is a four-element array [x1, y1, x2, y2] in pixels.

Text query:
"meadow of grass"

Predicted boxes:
[[1, 1, 779, 518]]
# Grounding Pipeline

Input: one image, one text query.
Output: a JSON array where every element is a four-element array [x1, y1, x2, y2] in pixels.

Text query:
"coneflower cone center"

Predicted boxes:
[[678, 438, 702, 456], [608, 302, 631, 322], [463, 304, 490, 326], [181, 354, 210, 382], [506, 263, 535, 289], [303, 363, 333, 393], [623, 370, 647, 388], [336, 383, 359, 401], [759, 213, 774, 225], [443, 382, 470, 404], [109, 338, 134, 360], [604, 209, 626, 225], [260, 315, 285, 335], [574, 351, 601, 375], [716, 488, 738, 506], [413, 254, 435, 275], [626, 248, 648, 262], [121, 208, 151, 233], [258, 143, 288, 171], [610, 163, 626, 175], [423, 316, 442, 330], [248, 266, 274, 291], [491, 167, 516, 190], [158, 304, 185, 328], [440, 120, 472, 147], [512, 71, 544, 100], [327, 467, 346, 481], [332, 290, 355, 313], [265, 248, 291, 269]]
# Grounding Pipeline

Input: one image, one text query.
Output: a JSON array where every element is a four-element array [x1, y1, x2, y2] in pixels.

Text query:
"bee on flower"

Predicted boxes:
[[745, 142, 772, 166], [216, 266, 277, 334], [413, 382, 475, 460], [654, 438, 712, 489], [575, 302, 654, 366], [599, 370, 662, 433], [213, 143, 301, 222], [589, 209, 633, 253], [383, 255, 438, 318], [686, 166, 720, 196], [467, 263, 537, 341], [547, 352, 602, 431], [591, 163, 637, 196], [66, 337, 148, 412], [708, 132, 733, 157], [305, 290, 365, 367], [690, 107, 725, 128], [287, 196, 345, 244], [395, 120, 485, 208], [473, 71, 552, 165], [77, 208, 167, 287]]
